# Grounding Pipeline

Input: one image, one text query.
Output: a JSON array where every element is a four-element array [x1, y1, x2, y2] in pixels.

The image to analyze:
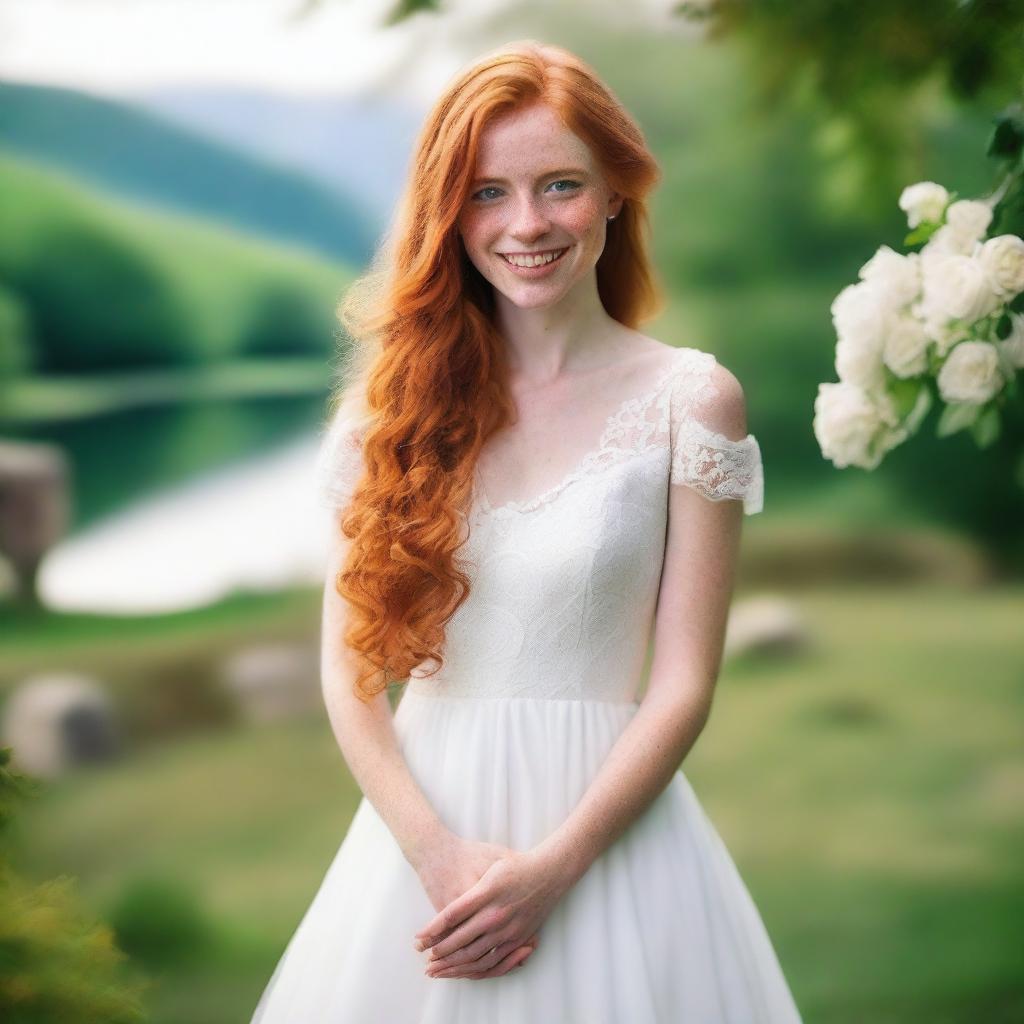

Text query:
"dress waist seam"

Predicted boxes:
[[401, 689, 640, 707]]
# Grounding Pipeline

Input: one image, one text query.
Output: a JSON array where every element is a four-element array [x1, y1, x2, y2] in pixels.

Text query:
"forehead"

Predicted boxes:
[[473, 102, 595, 177]]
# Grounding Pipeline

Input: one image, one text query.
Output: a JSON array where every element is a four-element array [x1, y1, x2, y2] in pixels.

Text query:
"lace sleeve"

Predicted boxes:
[[668, 352, 764, 515], [313, 410, 365, 513]]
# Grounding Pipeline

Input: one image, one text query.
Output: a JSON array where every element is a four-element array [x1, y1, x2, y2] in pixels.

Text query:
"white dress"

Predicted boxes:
[[250, 345, 803, 1023]]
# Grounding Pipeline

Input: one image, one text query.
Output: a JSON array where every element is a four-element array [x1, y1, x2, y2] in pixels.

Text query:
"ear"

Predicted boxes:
[[608, 193, 624, 220]]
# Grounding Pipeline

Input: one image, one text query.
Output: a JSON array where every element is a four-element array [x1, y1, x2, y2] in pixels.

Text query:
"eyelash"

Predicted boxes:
[[471, 179, 582, 202]]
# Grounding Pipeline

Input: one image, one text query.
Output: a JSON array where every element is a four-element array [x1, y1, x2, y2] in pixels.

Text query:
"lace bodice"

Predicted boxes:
[[314, 346, 764, 702]]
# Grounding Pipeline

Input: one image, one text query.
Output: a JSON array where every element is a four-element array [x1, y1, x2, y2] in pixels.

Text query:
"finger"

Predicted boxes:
[[428, 905, 511, 961], [468, 943, 534, 980], [415, 881, 491, 949], [432, 940, 531, 980], [432, 931, 539, 975], [427, 933, 517, 974], [425, 911, 498, 962]]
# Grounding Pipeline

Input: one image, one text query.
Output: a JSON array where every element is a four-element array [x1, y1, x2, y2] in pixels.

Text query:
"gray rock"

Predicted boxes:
[[725, 594, 809, 659], [1, 673, 121, 778], [220, 643, 321, 722]]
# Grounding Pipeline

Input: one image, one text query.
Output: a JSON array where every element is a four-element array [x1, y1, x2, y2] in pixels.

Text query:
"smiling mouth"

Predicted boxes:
[[499, 246, 570, 268]]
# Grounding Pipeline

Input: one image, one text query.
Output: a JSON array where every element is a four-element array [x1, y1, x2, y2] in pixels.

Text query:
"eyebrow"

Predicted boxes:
[[470, 167, 589, 186]]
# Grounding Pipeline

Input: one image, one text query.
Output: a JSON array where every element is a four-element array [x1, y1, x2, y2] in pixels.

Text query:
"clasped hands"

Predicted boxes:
[[411, 830, 571, 981]]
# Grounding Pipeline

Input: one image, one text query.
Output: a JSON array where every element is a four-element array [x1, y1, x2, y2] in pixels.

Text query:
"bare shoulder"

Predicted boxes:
[[632, 332, 749, 440], [699, 358, 749, 440]]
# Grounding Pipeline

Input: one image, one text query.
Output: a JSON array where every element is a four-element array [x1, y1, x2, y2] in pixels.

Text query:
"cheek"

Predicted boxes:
[[562, 196, 605, 239], [456, 206, 480, 240]]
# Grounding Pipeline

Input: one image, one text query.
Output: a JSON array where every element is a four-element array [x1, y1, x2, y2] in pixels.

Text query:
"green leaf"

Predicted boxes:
[[988, 107, 1024, 160], [937, 401, 981, 437], [904, 385, 933, 435], [904, 222, 938, 247], [888, 376, 923, 418], [995, 312, 1013, 339], [970, 405, 1001, 447]]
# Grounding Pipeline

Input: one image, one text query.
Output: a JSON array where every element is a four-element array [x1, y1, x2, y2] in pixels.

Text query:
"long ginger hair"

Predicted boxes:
[[328, 39, 665, 702]]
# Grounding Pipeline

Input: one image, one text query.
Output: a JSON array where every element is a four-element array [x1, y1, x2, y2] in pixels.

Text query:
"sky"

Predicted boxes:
[[0, 0, 684, 102], [0, 0, 481, 101]]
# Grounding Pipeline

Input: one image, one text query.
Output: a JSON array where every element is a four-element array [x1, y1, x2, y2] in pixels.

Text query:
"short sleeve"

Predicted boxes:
[[313, 409, 365, 513], [668, 352, 764, 515]]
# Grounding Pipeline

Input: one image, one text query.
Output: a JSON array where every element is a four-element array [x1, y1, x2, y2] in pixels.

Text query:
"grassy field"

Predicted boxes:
[[5, 582, 1023, 1023]]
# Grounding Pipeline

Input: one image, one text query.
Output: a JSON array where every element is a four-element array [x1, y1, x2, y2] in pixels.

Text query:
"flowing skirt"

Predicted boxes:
[[250, 689, 803, 1023]]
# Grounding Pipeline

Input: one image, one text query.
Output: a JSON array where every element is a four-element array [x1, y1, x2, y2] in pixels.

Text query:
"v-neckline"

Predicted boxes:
[[473, 346, 693, 517]]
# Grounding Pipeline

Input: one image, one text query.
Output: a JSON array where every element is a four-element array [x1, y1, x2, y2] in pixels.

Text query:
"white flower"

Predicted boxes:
[[836, 334, 885, 390], [813, 382, 904, 470], [977, 234, 1024, 299], [883, 312, 931, 378], [898, 181, 949, 228], [831, 281, 891, 349], [997, 311, 1024, 370], [920, 252, 1003, 323], [926, 226, 978, 257], [813, 382, 876, 468], [858, 245, 921, 308], [927, 315, 973, 358], [936, 340, 1005, 404], [945, 199, 993, 245], [926, 199, 994, 256]]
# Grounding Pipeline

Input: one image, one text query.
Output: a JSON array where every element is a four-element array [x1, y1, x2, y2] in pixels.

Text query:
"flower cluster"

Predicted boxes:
[[814, 181, 1024, 470]]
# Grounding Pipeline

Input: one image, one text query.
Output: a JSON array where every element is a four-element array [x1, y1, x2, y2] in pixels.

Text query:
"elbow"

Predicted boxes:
[[644, 678, 714, 733]]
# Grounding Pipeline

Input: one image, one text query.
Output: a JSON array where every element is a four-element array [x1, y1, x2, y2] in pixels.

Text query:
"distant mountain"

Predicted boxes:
[[128, 84, 423, 227], [0, 78, 379, 266]]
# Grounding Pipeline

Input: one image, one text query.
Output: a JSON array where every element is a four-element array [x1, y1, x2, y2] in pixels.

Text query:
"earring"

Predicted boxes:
[[607, 214, 617, 221]]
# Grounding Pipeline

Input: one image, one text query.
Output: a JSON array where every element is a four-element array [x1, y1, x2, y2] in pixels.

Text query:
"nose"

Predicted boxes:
[[508, 194, 551, 242]]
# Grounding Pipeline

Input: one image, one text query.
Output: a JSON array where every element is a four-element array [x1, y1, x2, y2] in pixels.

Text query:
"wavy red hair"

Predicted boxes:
[[328, 39, 665, 702]]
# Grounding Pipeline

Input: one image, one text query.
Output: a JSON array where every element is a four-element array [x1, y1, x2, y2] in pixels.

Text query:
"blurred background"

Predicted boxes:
[[0, 1, 1022, 1021]]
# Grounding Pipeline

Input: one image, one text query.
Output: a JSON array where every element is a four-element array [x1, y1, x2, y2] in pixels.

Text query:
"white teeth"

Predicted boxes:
[[502, 248, 567, 268]]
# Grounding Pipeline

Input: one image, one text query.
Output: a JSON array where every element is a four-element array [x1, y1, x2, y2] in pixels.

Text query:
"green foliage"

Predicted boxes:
[[0, 284, 33, 379], [0, 746, 38, 837], [669, 1, 1024, 226], [0, 747, 151, 1023], [0, 869, 151, 1024], [0, 151, 349, 375], [987, 104, 1024, 239], [679, 1, 1024, 106], [107, 875, 213, 968], [13, 218, 194, 374], [239, 276, 341, 358]]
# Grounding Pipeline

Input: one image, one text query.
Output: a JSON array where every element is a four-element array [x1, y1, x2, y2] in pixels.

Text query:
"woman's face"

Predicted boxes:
[[456, 101, 622, 311]]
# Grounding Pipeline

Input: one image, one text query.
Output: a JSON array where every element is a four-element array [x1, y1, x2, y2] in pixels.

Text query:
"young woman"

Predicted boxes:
[[251, 39, 802, 1023]]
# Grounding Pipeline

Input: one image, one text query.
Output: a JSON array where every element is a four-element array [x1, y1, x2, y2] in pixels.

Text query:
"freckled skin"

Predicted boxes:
[[456, 100, 622, 315]]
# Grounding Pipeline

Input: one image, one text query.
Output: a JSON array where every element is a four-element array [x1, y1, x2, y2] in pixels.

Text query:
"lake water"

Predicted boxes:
[[40, 429, 334, 613]]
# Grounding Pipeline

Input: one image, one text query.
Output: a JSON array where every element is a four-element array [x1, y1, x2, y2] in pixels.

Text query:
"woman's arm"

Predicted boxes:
[[319, 521, 450, 871], [533, 365, 749, 891]]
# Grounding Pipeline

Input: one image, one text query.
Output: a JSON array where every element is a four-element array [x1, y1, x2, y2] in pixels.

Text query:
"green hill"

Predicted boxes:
[[0, 78, 376, 266], [0, 148, 352, 377]]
